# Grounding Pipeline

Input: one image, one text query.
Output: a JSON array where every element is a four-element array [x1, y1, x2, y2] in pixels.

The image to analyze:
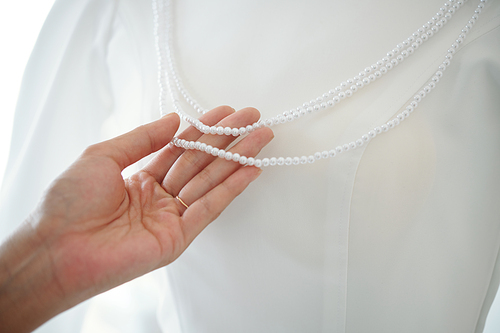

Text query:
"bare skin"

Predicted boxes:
[[0, 106, 273, 332]]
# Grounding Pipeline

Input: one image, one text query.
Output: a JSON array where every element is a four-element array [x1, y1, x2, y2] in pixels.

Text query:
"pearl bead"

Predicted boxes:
[[277, 157, 285, 165], [269, 157, 277, 166], [238, 127, 246, 135], [356, 139, 363, 147], [321, 151, 329, 159], [292, 157, 300, 165], [216, 126, 224, 135], [314, 152, 322, 160], [223, 127, 231, 135], [375, 127, 382, 134], [218, 150, 226, 158], [232, 153, 240, 162], [207, 145, 215, 154], [343, 144, 350, 151], [247, 157, 255, 166], [285, 157, 292, 166], [381, 124, 389, 132], [336, 146, 343, 154], [414, 94, 422, 102], [345, 90, 353, 97], [350, 85, 358, 92], [246, 125, 253, 133], [307, 155, 315, 163], [368, 130, 377, 138], [362, 134, 370, 142], [402, 110, 410, 118], [231, 128, 239, 136], [262, 158, 270, 167], [200, 143, 207, 151], [300, 156, 307, 164], [329, 150, 336, 157], [254, 159, 262, 167], [239, 156, 247, 165], [397, 114, 404, 121], [410, 101, 418, 108]]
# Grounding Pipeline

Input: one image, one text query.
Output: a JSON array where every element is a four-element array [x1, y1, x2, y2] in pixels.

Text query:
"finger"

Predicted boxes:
[[181, 165, 262, 245], [177, 127, 274, 207], [86, 113, 180, 171], [142, 106, 235, 183], [163, 107, 260, 196]]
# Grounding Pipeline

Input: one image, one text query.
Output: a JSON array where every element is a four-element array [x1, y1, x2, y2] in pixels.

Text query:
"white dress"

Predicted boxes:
[[1, 0, 499, 332]]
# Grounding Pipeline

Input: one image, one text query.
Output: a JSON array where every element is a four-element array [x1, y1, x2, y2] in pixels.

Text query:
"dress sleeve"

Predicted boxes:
[[0, 0, 118, 331]]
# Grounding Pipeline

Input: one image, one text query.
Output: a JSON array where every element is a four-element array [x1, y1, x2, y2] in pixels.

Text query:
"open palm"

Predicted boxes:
[[36, 106, 272, 300]]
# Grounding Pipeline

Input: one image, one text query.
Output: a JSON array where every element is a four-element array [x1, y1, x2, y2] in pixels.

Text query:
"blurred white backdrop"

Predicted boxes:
[[0, 0, 56, 189]]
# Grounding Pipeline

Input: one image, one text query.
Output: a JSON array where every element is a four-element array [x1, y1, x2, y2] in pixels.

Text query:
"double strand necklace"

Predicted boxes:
[[152, 0, 488, 168]]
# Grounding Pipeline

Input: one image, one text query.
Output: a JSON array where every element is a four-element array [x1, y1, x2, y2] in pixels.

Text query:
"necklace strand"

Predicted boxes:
[[160, 0, 467, 136], [153, 0, 487, 167]]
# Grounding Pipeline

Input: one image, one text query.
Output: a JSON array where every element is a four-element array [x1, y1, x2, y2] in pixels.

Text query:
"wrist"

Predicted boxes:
[[0, 214, 77, 332]]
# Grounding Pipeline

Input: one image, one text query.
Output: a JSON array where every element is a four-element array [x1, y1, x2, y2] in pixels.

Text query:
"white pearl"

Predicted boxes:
[[397, 114, 404, 121], [368, 130, 377, 138], [277, 157, 285, 165], [345, 90, 353, 97], [436, 71, 443, 78], [239, 156, 248, 165], [321, 151, 329, 159], [343, 144, 350, 151], [217, 126, 224, 135], [292, 157, 300, 165], [308, 156, 315, 163], [410, 101, 418, 108], [254, 159, 262, 167], [356, 139, 363, 147], [200, 143, 207, 151], [231, 128, 239, 136], [208, 146, 216, 155], [269, 157, 277, 166], [239, 127, 247, 135], [402, 110, 410, 118], [218, 150, 226, 158], [338, 92, 346, 99], [329, 150, 336, 157], [285, 157, 292, 166], [375, 127, 382, 134], [349, 142, 356, 149], [381, 124, 389, 132], [362, 135, 369, 142], [232, 153, 240, 162], [189, 141, 195, 149], [223, 127, 232, 135], [336, 146, 343, 154], [262, 158, 270, 167], [350, 85, 358, 93], [314, 152, 322, 160], [406, 105, 414, 113], [300, 156, 307, 164], [429, 82, 436, 89]]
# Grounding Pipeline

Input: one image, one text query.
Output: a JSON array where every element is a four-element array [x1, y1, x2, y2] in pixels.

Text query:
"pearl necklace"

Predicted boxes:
[[152, 0, 488, 167]]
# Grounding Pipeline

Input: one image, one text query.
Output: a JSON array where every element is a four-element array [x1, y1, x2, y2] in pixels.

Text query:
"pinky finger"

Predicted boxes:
[[180, 165, 262, 245]]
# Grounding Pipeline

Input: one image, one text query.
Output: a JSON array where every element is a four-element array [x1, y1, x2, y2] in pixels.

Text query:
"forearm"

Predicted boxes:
[[0, 217, 73, 333]]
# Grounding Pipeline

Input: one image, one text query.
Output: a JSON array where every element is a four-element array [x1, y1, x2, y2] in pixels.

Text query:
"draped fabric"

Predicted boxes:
[[1, 0, 499, 332]]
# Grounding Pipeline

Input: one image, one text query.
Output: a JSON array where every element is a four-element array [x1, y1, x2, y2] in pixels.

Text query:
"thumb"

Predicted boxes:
[[93, 113, 180, 170]]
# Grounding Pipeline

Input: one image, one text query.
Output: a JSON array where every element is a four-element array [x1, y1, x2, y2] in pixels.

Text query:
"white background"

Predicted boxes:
[[0, 0, 56, 189]]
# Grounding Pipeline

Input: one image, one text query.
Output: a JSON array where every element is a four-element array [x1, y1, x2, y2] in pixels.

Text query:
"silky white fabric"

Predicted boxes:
[[1, 0, 500, 332]]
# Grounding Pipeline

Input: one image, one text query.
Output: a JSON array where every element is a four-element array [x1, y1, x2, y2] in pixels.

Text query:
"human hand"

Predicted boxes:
[[0, 106, 273, 332]]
